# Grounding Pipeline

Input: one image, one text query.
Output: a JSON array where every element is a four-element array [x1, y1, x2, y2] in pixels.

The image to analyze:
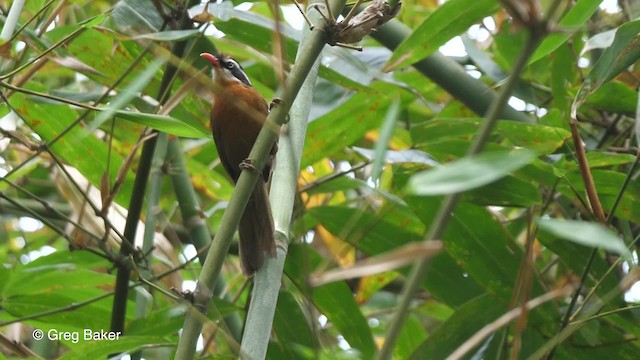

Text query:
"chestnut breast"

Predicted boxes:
[[210, 81, 269, 182]]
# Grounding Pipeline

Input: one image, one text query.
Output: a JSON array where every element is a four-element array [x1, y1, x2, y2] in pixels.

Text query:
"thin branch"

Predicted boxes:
[[174, 0, 344, 357], [298, 161, 370, 193], [0, 177, 109, 248], [2, 44, 154, 180], [1, 26, 87, 80], [109, 8, 196, 335], [376, 17, 549, 360], [547, 131, 640, 359], [528, 268, 640, 360], [446, 286, 573, 360], [571, 234, 640, 321], [569, 120, 606, 223], [0, 247, 204, 328]]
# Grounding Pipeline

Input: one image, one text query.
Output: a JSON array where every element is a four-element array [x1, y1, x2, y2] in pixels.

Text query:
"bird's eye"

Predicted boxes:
[[225, 62, 235, 70]]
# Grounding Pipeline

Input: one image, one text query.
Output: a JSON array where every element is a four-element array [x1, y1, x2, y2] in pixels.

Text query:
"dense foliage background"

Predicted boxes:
[[0, 0, 639, 358]]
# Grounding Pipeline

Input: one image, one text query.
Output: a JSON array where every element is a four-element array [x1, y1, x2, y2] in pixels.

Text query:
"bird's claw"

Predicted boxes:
[[240, 158, 260, 175], [269, 97, 284, 111]]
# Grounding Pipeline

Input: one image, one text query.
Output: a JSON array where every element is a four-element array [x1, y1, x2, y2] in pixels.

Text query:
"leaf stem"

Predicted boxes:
[[174, 1, 345, 357], [109, 4, 196, 335], [376, 23, 546, 360], [239, 0, 327, 357]]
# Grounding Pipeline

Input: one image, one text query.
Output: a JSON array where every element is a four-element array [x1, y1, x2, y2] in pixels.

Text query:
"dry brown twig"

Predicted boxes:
[[294, 0, 402, 50]]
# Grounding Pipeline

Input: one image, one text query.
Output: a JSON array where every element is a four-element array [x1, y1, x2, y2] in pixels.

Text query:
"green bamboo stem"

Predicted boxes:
[[134, 132, 169, 318], [370, 19, 532, 123], [174, 1, 346, 357], [375, 25, 546, 360], [0, 197, 69, 220], [0, 0, 25, 41], [109, 4, 198, 335], [166, 138, 213, 255], [129, 131, 170, 360], [239, 2, 324, 357], [166, 138, 243, 341], [110, 132, 159, 333]]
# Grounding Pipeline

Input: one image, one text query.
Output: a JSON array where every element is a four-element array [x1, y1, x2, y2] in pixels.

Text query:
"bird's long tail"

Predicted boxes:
[[238, 180, 276, 275]]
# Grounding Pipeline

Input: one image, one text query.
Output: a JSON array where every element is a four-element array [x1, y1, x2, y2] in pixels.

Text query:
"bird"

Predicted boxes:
[[200, 52, 276, 276]]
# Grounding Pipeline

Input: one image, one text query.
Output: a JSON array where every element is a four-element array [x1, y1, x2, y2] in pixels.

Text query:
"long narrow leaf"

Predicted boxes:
[[406, 149, 537, 195], [86, 57, 165, 132], [572, 19, 640, 117], [384, 0, 499, 71], [538, 219, 630, 257], [114, 110, 209, 138]]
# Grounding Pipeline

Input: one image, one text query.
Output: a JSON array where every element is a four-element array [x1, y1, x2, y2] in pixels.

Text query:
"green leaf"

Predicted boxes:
[[497, 121, 570, 153], [572, 19, 640, 115], [126, 307, 186, 336], [318, 65, 375, 93], [87, 57, 165, 132], [406, 149, 537, 195], [3, 267, 114, 297], [308, 205, 423, 255], [304, 177, 369, 195], [78, 14, 107, 27], [411, 119, 571, 155], [530, 0, 603, 63], [538, 219, 630, 257], [566, 342, 640, 360], [134, 29, 200, 41], [21, 250, 107, 270], [114, 110, 210, 138], [584, 152, 636, 168], [2, 291, 114, 331], [111, 0, 166, 34], [395, 315, 427, 359], [584, 81, 638, 114], [314, 283, 375, 357], [285, 245, 375, 358], [8, 92, 134, 205], [214, 16, 298, 63], [465, 175, 541, 207], [406, 197, 523, 301], [371, 96, 401, 185], [0, 268, 10, 293], [60, 336, 173, 359], [423, 253, 486, 307], [462, 35, 536, 103], [550, 43, 574, 115], [273, 291, 314, 350], [309, 205, 485, 307], [537, 230, 620, 295], [409, 295, 505, 359], [49, 27, 154, 91], [303, 91, 389, 167], [353, 148, 438, 167], [0, 102, 9, 118], [549, 168, 640, 223], [185, 155, 234, 201], [385, 0, 499, 70]]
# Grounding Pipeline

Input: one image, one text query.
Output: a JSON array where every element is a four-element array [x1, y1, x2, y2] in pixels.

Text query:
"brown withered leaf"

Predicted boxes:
[[50, 56, 103, 76], [331, 0, 402, 45], [192, 3, 214, 23], [310, 241, 443, 286]]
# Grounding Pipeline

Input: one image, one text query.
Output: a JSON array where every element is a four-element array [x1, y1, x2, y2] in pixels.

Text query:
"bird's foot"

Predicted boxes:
[[269, 97, 284, 111], [240, 158, 262, 178]]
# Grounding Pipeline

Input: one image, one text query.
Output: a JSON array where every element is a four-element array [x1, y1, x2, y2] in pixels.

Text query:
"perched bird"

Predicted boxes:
[[200, 52, 276, 275]]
